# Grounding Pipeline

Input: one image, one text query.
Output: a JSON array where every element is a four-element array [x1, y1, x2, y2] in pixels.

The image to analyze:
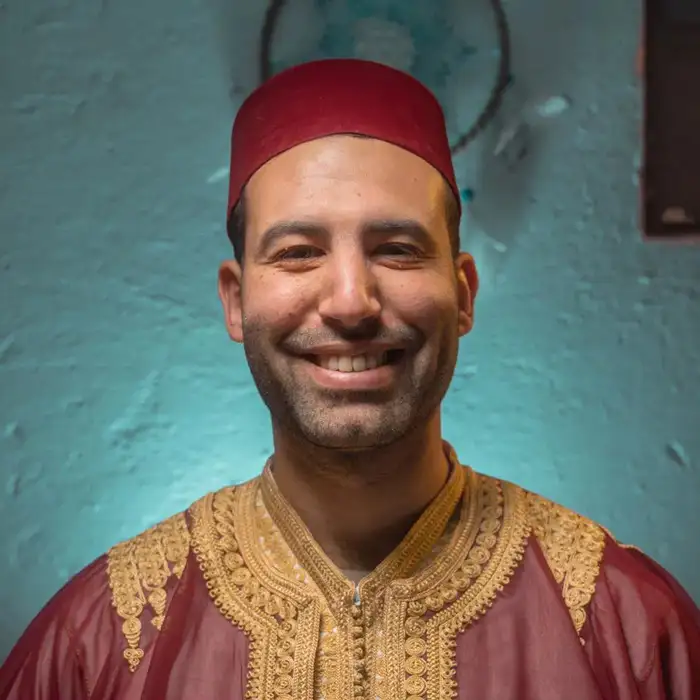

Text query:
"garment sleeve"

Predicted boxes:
[[0, 556, 109, 700], [630, 550, 700, 699], [586, 537, 700, 700]]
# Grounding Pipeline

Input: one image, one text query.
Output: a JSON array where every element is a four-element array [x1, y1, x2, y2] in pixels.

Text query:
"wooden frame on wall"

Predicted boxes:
[[641, 0, 700, 241]]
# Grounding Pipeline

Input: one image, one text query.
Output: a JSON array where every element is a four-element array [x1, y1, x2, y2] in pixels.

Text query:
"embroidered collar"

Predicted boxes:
[[258, 444, 467, 611]]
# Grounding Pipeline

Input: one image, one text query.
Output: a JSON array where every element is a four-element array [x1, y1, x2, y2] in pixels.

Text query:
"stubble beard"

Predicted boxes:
[[242, 330, 458, 452]]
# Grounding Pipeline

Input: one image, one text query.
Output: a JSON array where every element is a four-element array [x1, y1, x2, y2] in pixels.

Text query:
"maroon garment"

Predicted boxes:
[[454, 538, 700, 699], [1, 469, 698, 699], [0, 550, 250, 700]]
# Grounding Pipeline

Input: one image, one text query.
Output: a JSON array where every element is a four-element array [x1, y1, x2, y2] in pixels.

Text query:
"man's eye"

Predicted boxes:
[[274, 246, 320, 260], [378, 243, 422, 256]]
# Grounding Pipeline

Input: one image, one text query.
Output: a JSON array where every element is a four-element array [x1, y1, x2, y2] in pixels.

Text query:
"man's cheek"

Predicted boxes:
[[397, 292, 453, 323]]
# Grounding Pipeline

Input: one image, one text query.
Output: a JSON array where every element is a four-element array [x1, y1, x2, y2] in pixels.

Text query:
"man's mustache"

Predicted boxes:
[[280, 326, 422, 354]]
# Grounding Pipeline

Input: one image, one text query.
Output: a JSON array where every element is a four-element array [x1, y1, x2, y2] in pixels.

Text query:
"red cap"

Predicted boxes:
[[227, 58, 459, 222]]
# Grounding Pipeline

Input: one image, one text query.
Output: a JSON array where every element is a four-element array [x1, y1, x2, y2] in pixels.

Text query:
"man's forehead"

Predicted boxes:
[[247, 134, 446, 192], [246, 148, 445, 233]]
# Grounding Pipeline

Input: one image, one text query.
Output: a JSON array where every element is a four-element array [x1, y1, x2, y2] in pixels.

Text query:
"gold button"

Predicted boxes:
[[407, 600, 427, 617], [404, 616, 427, 637], [405, 675, 427, 695], [404, 655, 427, 676], [223, 552, 244, 570], [404, 636, 426, 656]]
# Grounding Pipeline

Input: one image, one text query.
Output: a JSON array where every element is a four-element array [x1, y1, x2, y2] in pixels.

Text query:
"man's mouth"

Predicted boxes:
[[306, 349, 404, 373]]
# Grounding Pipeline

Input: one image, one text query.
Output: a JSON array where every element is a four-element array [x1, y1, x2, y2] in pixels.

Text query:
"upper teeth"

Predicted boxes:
[[318, 353, 387, 372]]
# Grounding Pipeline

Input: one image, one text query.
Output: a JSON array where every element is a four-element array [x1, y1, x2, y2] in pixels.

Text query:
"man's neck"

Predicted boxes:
[[268, 415, 451, 574]]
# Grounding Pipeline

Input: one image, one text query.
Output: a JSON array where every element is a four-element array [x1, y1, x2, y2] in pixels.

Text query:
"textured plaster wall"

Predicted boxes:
[[1, 0, 699, 662]]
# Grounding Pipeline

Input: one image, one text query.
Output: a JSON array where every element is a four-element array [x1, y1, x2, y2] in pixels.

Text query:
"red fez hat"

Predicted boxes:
[[227, 58, 459, 223]]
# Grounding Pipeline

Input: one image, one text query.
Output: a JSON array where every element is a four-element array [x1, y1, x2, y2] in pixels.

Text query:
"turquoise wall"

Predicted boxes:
[[1, 0, 698, 661]]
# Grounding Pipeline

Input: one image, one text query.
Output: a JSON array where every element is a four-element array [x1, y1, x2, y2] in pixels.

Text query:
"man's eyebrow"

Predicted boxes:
[[255, 218, 437, 257], [256, 221, 329, 257]]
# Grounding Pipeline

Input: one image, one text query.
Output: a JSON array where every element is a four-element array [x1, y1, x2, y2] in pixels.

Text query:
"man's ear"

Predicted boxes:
[[218, 259, 244, 343], [455, 252, 478, 336]]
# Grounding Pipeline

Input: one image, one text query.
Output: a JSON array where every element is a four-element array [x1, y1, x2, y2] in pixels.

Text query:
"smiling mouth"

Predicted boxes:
[[306, 349, 404, 373]]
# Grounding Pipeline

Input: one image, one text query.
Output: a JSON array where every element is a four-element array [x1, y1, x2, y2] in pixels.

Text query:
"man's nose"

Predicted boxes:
[[318, 254, 381, 330]]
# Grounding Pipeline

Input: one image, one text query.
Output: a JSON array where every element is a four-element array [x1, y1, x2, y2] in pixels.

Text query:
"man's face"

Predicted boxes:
[[219, 135, 477, 450]]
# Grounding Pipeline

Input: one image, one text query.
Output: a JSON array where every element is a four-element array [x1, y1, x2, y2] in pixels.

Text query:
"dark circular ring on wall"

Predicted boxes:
[[257, 0, 512, 157]]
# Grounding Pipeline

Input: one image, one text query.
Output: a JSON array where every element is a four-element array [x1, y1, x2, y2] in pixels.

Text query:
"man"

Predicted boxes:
[[1, 58, 698, 700]]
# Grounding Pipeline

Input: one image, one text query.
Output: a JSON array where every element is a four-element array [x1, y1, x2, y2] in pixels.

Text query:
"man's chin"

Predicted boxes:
[[296, 410, 409, 451], [303, 431, 400, 452]]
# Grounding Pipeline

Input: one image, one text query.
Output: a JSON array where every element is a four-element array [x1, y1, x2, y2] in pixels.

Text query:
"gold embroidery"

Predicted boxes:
[[388, 475, 529, 700], [255, 489, 346, 698], [106, 513, 191, 672], [258, 448, 468, 699], [190, 484, 321, 700], [106, 447, 609, 694], [260, 451, 467, 614], [527, 492, 606, 637], [191, 454, 531, 700]]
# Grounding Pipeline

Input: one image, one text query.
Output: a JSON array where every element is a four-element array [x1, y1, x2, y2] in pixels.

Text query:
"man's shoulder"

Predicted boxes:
[[483, 472, 699, 632], [502, 474, 680, 594], [105, 476, 257, 577], [64, 482, 253, 674], [107, 509, 192, 592], [519, 484, 608, 564], [101, 508, 194, 671], [40, 509, 197, 648], [482, 474, 608, 633], [480, 472, 608, 558], [102, 477, 259, 594]]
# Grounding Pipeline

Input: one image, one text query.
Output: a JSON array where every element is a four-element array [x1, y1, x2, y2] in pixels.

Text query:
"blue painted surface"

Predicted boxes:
[[272, 0, 478, 109]]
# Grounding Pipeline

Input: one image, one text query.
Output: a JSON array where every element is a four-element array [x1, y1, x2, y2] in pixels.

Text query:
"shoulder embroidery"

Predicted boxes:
[[107, 512, 191, 672], [526, 492, 606, 639]]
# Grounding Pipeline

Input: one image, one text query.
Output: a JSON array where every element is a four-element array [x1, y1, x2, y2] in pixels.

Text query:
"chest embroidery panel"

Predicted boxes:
[[189, 469, 533, 700]]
